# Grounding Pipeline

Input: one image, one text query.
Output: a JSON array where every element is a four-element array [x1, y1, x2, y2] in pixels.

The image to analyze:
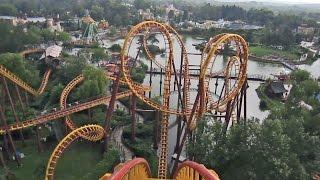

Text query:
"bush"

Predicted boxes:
[[259, 100, 268, 110], [81, 148, 120, 179]]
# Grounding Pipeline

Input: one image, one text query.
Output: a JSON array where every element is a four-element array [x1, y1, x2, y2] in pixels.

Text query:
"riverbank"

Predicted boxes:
[[249, 45, 300, 61]]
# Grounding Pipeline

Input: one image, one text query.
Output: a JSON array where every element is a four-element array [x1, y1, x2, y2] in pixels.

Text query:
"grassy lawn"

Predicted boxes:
[[0, 139, 104, 180], [250, 46, 299, 60]]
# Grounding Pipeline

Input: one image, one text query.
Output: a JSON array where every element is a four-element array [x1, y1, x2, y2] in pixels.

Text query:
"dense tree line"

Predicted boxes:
[[188, 70, 320, 179], [0, 0, 139, 27], [0, 22, 70, 53]]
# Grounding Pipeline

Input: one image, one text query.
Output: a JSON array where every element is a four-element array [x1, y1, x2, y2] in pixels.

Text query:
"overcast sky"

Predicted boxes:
[[251, 0, 320, 4], [221, 0, 320, 4]]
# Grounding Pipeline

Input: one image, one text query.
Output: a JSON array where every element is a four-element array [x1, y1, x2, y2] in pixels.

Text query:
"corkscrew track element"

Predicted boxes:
[[45, 124, 105, 180]]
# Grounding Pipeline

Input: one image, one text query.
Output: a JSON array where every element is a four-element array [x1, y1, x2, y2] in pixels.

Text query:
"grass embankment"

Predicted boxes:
[[122, 122, 158, 177], [0, 140, 115, 180], [250, 45, 299, 60]]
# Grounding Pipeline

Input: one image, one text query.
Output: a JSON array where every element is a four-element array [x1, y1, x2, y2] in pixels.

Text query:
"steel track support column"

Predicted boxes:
[[171, 92, 201, 178], [0, 147, 6, 168], [237, 81, 246, 123], [149, 61, 153, 98], [153, 110, 160, 149], [214, 78, 219, 94], [0, 105, 21, 166], [174, 115, 182, 153], [2, 77, 25, 145], [174, 48, 185, 154], [131, 95, 137, 142], [2, 133, 10, 161], [244, 79, 248, 121], [15, 85, 26, 116], [159, 68, 163, 96], [24, 92, 29, 107], [35, 126, 43, 153], [103, 72, 121, 152], [224, 100, 232, 132]]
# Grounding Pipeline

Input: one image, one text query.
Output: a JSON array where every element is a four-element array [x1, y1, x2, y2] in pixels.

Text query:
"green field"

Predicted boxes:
[[0, 140, 107, 180], [250, 46, 299, 60]]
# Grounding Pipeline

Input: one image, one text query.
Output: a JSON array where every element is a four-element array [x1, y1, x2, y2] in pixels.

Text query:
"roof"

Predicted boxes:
[[268, 81, 287, 94], [82, 15, 95, 24], [41, 45, 62, 59]]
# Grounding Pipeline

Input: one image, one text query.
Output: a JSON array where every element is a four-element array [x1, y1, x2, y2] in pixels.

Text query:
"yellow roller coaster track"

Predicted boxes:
[[99, 158, 220, 180], [198, 33, 248, 119], [121, 21, 175, 179], [0, 91, 133, 134], [60, 73, 151, 131], [0, 65, 52, 96], [136, 23, 191, 116], [121, 21, 249, 178], [144, 23, 191, 117], [19, 48, 44, 57], [0, 21, 249, 180], [45, 124, 105, 180]]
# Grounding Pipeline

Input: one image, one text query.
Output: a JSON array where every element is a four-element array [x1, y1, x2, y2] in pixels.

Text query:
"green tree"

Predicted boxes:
[[74, 66, 108, 99], [188, 117, 319, 179], [91, 48, 109, 63], [57, 56, 87, 84], [113, 14, 122, 27], [56, 32, 71, 42], [0, 3, 18, 16], [40, 29, 56, 42], [91, 5, 104, 20], [49, 84, 64, 104], [134, 0, 151, 10], [109, 26, 117, 36], [291, 70, 311, 83], [108, 44, 122, 53], [0, 53, 40, 87]]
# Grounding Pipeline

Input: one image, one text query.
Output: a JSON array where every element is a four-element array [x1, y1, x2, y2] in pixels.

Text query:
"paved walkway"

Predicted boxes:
[[110, 100, 145, 161], [111, 125, 133, 161], [107, 90, 145, 161]]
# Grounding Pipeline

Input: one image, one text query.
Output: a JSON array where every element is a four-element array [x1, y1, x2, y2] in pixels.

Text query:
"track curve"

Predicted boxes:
[[45, 124, 105, 180], [0, 65, 52, 96], [0, 91, 133, 134], [59, 73, 151, 131]]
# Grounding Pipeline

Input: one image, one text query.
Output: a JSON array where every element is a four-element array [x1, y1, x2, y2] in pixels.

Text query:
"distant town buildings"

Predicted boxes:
[[47, 18, 63, 32], [179, 19, 263, 30], [165, 4, 183, 20], [0, 16, 46, 26], [300, 40, 320, 56], [297, 24, 315, 35], [138, 9, 154, 20]]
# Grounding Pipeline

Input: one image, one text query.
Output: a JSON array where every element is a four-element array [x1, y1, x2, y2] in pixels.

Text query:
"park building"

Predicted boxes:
[[297, 24, 315, 35], [47, 18, 63, 32]]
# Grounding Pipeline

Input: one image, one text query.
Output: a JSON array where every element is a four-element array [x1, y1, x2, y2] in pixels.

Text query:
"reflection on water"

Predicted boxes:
[[106, 35, 289, 163], [298, 58, 320, 78]]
